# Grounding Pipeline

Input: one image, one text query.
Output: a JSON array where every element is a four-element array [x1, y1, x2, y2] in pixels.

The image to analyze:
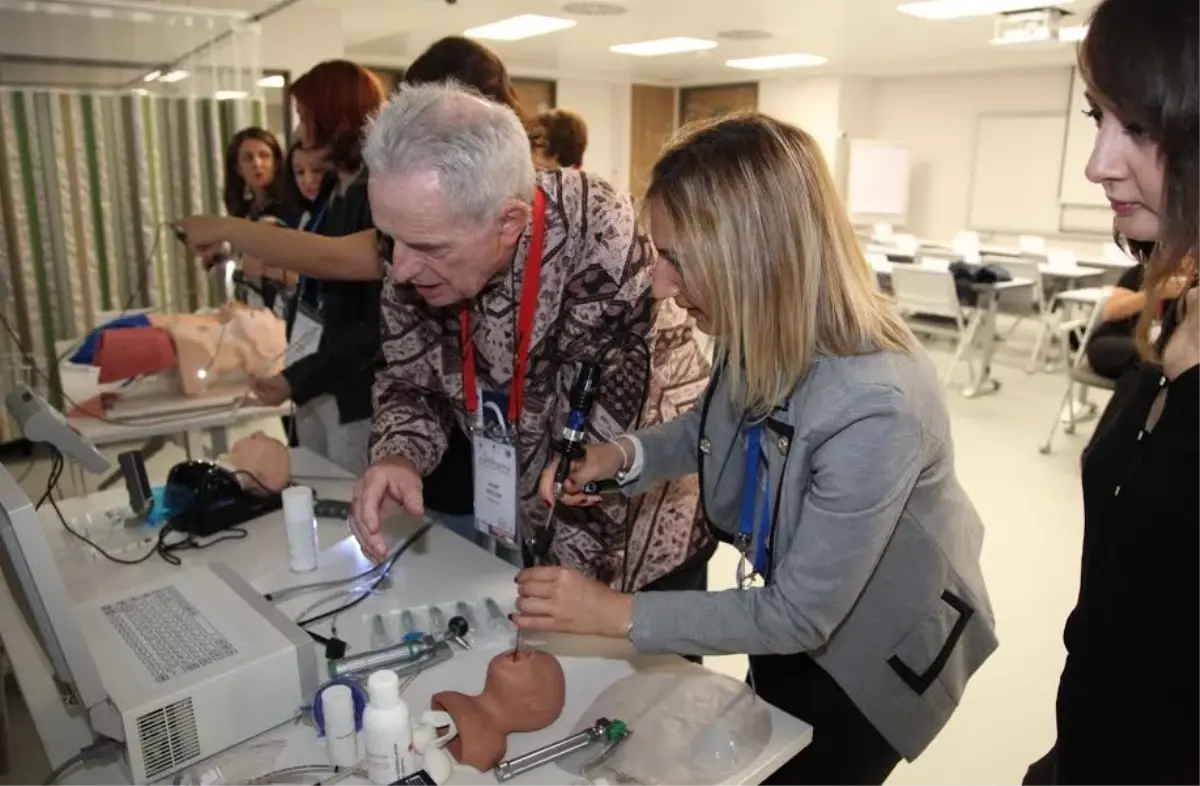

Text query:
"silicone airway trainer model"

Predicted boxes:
[[431, 649, 566, 772]]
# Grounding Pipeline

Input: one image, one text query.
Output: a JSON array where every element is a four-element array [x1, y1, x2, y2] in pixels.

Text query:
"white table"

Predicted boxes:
[[957, 278, 1038, 397], [15, 450, 812, 785], [58, 361, 288, 492]]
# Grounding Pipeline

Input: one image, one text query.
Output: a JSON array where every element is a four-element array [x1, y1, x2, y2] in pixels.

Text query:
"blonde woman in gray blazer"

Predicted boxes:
[[513, 113, 998, 785]]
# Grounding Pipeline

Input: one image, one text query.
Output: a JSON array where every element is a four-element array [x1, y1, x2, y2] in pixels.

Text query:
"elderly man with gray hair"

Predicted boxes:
[[349, 81, 713, 595]]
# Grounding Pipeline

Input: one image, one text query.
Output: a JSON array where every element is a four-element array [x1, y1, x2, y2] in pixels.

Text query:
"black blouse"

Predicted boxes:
[[1055, 356, 1199, 784]]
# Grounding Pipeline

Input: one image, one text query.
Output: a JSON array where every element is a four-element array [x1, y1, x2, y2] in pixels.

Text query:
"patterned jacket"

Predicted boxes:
[[370, 168, 712, 590]]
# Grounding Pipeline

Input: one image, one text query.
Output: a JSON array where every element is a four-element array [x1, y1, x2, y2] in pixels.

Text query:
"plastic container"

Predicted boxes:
[[281, 485, 318, 572], [363, 670, 417, 784], [412, 710, 458, 784], [322, 683, 359, 768]]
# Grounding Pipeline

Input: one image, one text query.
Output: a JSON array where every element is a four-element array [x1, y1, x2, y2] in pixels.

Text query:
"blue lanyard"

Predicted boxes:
[[297, 200, 332, 312], [736, 423, 771, 576]]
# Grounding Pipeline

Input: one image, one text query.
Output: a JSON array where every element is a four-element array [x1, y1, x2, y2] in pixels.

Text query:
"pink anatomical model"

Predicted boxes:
[[431, 649, 566, 772], [227, 431, 291, 494], [148, 303, 286, 396]]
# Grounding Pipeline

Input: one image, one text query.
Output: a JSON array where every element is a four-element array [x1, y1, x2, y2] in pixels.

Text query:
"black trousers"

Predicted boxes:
[[1086, 335, 1139, 380], [638, 545, 712, 664], [752, 653, 901, 785]]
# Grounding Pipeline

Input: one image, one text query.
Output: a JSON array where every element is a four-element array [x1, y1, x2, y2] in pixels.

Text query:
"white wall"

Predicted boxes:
[[870, 67, 1074, 241], [758, 77, 844, 172], [555, 78, 633, 192], [259, 6, 346, 80]]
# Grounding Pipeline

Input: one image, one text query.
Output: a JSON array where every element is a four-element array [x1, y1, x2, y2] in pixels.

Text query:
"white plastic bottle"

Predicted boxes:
[[363, 670, 417, 784]]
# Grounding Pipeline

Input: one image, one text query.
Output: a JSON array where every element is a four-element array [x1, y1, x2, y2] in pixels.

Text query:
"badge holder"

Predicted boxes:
[[286, 299, 324, 367], [471, 395, 521, 551]]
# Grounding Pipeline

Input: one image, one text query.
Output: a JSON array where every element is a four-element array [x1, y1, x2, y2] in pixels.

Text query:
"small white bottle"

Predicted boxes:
[[281, 485, 319, 572], [322, 683, 359, 768], [363, 670, 417, 785]]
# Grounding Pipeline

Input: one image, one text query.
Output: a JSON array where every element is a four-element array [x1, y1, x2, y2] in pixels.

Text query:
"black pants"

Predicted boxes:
[[1086, 335, 1138, 380], [752, 653, 901, 785], [636, 544, 712, 664]]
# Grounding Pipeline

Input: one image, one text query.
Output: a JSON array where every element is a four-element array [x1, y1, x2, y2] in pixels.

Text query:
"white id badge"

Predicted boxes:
[[286, 307, 323, 366], [472, 432, 520, 547]]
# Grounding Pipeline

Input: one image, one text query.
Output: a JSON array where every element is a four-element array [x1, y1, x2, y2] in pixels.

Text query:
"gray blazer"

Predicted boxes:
[[626, 347, 998, 760]]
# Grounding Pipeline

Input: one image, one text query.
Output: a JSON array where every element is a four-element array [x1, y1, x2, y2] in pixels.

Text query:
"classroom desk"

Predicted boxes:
[[16, 449, 812, 785], [958, 278, 1037, 398]]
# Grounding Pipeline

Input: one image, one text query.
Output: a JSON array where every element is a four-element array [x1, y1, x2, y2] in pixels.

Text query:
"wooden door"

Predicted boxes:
[[679, 83, 758, 124], [629, 85, 677, 202], [511, 78, 556, 117]]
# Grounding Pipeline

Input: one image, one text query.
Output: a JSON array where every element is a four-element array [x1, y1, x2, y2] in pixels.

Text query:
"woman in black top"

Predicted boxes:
[[1025, 1, 1198, 783], [1085, 262, 1191, 380], [246, 62, 388, 474]]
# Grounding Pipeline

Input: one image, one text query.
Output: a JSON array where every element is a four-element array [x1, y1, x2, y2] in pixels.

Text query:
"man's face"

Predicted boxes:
[[369, 172, 529, 307]]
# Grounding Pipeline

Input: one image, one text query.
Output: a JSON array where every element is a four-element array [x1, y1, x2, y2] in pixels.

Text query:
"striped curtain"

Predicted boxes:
[[0, 88, 265, 442]]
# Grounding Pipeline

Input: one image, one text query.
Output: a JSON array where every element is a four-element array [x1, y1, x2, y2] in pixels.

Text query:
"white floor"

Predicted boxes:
[[0, 323, 1103, 785]]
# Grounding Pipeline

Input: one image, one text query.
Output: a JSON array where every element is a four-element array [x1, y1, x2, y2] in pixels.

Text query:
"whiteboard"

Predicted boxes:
[[968, 112, 1067, 234], [846, 140, 910, 218], [1059, 68, 1108, 207]]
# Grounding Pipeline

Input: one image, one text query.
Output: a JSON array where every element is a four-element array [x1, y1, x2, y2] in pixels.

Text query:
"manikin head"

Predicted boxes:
[[363, 82, 536, 308]]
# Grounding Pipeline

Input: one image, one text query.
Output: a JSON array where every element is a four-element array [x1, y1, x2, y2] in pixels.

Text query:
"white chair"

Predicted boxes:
[[872, 223, 895, 243], [892, 233, 920, 256], [1039, 288, 1116, 454], [953, 230, 981, 256], [890, 264, 975, 388], [1046, 248, 1078, 270]]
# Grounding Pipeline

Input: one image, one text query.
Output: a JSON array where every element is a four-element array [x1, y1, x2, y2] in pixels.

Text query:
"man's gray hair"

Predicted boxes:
[[362, 81, 536, 223]]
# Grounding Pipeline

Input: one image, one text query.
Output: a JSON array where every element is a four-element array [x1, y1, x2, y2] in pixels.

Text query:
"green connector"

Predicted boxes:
[[606, 719, 628, 741]]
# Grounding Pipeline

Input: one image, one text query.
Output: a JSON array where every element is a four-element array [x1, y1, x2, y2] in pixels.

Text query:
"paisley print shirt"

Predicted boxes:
[[370, 167, 712, 590]]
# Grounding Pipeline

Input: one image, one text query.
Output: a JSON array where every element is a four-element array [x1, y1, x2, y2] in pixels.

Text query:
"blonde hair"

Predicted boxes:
[[647, 112, 914, 417]]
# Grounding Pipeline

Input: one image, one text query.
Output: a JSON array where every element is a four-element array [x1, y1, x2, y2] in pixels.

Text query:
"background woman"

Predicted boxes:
[[222, 126, 286, 220], [245, 60, 386, 474], [1024, 0, 1198, 783], [534, 108, 588, 169], [513, 113, 997, 784]]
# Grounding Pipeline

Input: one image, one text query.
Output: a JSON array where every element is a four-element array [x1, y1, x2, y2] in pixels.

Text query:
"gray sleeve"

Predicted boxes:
[[629, 385, 923, 656], [624, 405, 703, 494]]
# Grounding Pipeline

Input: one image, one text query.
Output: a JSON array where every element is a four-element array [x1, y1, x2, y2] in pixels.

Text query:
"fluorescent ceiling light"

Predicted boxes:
[[1057, 24, 1087, 41], [215, 90, 248, 101], [726, 52, 827, 70], [609, 37, 717, 56], [464, 14, 577, 41], [897, 0, 1072, 20], [257, 74, 285, 88], [158, 70, 189, 83], [142, 70, 162, 83]]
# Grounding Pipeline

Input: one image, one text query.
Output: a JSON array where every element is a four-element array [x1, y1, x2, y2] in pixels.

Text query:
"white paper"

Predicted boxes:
[[472, 435, 519, 546]]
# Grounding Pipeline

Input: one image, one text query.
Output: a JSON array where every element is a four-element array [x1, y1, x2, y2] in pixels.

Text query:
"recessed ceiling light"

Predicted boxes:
[[464, 14, 577, 41], [561, 2, 627, 15], [609, 37, 718, 56], [897, 0, 1072, 20], [990, 27, 1052, 44], [257, 74, 285, 88], [725, 52, 827, 70], [717, 29, 774, 40], [158, 70, 189, 83], [142, 70, 162, 83]]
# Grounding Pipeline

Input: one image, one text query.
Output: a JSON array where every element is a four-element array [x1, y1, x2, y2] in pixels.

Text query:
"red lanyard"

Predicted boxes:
[[461, 188, 547, 425]]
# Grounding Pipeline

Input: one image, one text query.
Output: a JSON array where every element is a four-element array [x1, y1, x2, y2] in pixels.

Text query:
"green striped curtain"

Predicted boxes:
[[0, 88, 265, 442]]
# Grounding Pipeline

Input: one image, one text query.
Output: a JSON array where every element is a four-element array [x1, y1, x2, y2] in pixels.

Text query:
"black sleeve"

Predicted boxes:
[[1116, 263, 1144, 291], [282, 183, 381, 407]]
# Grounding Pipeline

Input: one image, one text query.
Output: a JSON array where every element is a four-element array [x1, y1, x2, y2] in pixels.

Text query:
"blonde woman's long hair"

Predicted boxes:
[[647, 112, 914, 418]]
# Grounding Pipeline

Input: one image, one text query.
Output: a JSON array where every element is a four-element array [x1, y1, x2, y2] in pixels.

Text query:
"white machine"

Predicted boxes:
[[0, 393, 319, 782]]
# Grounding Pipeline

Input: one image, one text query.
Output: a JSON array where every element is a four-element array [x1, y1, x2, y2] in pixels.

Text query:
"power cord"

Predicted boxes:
[[41, 736, 124, 785]]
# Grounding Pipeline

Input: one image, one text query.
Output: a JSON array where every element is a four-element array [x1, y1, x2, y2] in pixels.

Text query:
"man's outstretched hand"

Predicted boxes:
[[350, 455, 425, 563]]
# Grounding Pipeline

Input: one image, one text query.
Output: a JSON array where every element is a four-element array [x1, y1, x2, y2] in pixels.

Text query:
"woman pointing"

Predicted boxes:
[[514, 113, 998, 785]]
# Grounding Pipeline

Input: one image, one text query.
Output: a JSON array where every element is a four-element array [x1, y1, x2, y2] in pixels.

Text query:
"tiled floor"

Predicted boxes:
[[0, 324, 1103, 784]]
